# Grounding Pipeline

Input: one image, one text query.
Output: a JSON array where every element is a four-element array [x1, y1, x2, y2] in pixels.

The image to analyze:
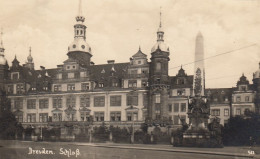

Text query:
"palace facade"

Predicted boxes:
[[0, 1, 259, 136]]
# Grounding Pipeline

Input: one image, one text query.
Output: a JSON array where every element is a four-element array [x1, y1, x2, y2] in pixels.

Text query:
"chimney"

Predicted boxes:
[[57, 64, 63, 69], [90, 61, 95, 66], [107, 60, 115, 64], [40, 66, 45, 70]]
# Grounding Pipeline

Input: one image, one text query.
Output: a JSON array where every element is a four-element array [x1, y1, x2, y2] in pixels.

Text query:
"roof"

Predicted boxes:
[[132, 48, 147, 58], [205, 88, 233, 104], [169, 75, 193, 89]]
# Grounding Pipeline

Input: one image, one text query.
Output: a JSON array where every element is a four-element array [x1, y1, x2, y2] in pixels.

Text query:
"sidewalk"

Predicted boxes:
[[74, 142, 259, 158]]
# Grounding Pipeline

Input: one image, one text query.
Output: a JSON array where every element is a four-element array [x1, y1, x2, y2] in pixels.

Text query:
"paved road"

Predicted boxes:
[[0, 140, 254, 159]]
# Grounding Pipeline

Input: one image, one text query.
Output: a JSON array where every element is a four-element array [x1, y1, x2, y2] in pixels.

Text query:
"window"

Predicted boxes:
[[16, 84, 24, 94], [143, 93, 148, 108], [67, 84, 75, 91], [177, 89, 186, 96], [236, 108, 241, 115], [81, 83, 90, 91], [27, 99, 36, 109], [181, 103, 186, 112], [155, 105, 160, 119], [156, 62, 161, 71], [11, 72, 19, 80], [127, 112, 138, 121], [53, 113, 62, 121], [80, 71, 87, 78], [66, 96, 76, 107], [14, 99, 23, 109], [174, 103, 179, 112], [53, 97, 62, 108], [98, 83, 104, 88], [68, 73, 75, 79], [168, 104, 172, 112], [224, 109, 229, 116], [236, 96, 241, 102], [177, 79, 185, 85], [27, 113, 36, 122], [127, 95, 138, 106], [110, 112, 121, 121], [39, 99, 49, 109], [80, 112, 90, 121], [128, 80, 137, 88], [155, 94, 160, 103], [180, 115, 186, 124], [240, 85, 247, 91], [39, 113, 48, 122], [54, 85, 61, 92], [110, 96, 121, 106], [142, 80, 148, 87], [56, 73, 62, 79], [43, 86, 48, 91], [94, 112, 104, 121], [173, 115, 179, 125], [15, 115, 23, 122], [138, 61, 141, 64], [211, 109, 220, 116], [94, 96, 105, 107], [80, 95, 90, 107], [67, 66, 70, 70], [112, 82, 118, 87], [245, 96, 250, 102], [130, 70, 138, 74], [7, 85, 13, 94]]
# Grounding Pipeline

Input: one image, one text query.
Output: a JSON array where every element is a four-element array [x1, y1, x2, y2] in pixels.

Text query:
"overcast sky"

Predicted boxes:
[[0, 0, 259, 88]]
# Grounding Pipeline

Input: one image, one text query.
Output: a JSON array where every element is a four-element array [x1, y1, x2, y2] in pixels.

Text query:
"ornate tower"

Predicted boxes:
[[148, 10, 170, 121], [193, 32, 205, 96], [67, 0, 92, 67], [253, 62, 260, 114], [0, 29, 8, 90], [24, 47, 34, 70]]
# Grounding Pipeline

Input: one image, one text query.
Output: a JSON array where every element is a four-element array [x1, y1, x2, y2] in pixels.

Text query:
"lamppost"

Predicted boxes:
[[131, 112, 135, 144]]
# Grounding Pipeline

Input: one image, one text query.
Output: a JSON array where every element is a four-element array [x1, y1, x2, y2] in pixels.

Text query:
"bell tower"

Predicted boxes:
[[148, 9, 170, 121], [67, 0, 92, 67]]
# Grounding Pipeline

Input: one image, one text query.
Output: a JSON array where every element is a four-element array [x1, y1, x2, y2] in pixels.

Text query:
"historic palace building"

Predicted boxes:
[[0, 1, 259, 135]]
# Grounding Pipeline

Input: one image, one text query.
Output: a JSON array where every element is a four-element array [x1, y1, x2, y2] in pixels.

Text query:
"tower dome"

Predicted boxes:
[[68, 38, 91, 53], [151, 9, 169, 53], [68, 0, 91, 54]]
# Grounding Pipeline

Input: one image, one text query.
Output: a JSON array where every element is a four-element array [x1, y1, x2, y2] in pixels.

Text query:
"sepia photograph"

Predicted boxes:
[[0, 0, 260, 158]]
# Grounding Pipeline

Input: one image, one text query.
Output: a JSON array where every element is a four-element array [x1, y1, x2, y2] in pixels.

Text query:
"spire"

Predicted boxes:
[[75, 0, 85, 23], [159, 6, 162, 28], [0, 28, 5, 54], [157, 7, 164, 42], [27, 46, 33, 63]]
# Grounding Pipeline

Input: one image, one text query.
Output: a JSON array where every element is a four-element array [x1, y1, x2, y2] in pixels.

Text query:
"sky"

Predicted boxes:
[[0, 0, 260, 88]]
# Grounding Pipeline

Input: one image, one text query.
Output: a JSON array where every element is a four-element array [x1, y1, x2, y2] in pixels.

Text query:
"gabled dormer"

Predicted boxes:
[[236, 74, 249, 91]]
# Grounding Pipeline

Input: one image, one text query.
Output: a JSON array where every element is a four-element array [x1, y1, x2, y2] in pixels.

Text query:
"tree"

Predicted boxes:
[[222, 112, 260, 146], [0, 90, 23, 139]]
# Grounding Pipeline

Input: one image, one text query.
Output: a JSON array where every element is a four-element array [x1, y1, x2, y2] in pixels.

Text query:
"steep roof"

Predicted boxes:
[[205, 88, 233, 104]]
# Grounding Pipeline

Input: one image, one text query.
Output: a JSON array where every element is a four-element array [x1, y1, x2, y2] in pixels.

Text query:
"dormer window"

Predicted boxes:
[[99, 83, 104, 88], [31, 87, 36, 91], [138, 61, 141, 64], [43, 87, 48, 91], [112, 82, 118, 87], [11, 72, 19, 80]]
